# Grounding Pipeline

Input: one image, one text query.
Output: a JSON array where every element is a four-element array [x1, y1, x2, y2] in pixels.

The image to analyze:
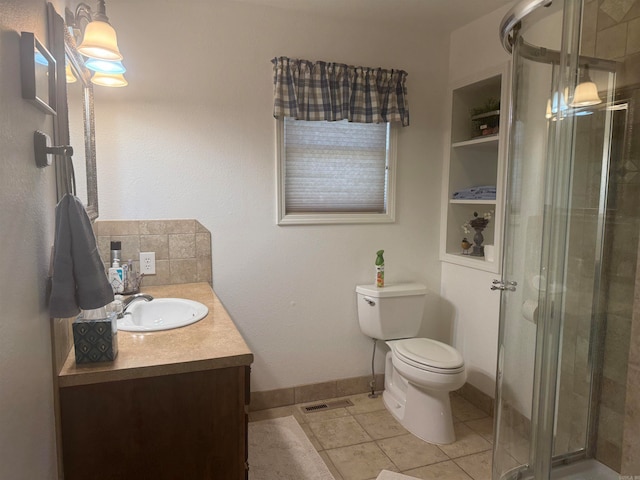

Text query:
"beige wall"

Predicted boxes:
[[92, 0, 451, 393], [0, 1, 65, 478]]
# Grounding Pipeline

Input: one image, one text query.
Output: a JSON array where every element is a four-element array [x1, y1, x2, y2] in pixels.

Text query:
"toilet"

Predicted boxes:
[[356, 283, 466, 445]]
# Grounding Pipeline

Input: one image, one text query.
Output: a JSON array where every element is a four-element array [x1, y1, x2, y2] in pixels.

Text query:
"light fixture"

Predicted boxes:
[[75, 1, 122, 61], [34, 50, 49, 66], [570, 65, 602, 107], [68, 1, 128, 86], [85, 58, 126, 74], [545, 88, 577, 120], [91, 72, 128, 87], [550, 91, 568, 115], [65, 63, 77, 83]]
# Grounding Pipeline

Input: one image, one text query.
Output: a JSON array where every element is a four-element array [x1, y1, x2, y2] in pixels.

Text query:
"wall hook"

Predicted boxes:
[[34, 130, 73, 168]]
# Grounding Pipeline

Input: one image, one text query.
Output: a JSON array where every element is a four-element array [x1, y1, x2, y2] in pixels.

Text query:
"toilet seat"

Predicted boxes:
[[391, 338, 465, 374]]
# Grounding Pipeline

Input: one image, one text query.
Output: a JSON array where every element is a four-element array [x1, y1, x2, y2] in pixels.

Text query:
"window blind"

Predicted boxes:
[[284, 118, 389, 213]]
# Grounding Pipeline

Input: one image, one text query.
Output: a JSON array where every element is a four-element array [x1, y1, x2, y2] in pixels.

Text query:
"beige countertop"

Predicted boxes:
[[58, 283, 253, 388]]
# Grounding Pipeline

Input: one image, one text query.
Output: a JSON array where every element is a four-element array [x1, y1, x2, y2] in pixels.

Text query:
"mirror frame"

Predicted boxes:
[[48, 3, 70, 201], [62, 24, 99, 220]]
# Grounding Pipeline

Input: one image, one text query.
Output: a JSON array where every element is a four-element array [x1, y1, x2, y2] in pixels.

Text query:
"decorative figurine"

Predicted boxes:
[[461, 238, 472, 255]]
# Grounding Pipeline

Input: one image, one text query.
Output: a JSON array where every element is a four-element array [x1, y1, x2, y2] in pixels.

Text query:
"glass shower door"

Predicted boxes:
[[492, 3, 565, 476], [493, 0, 619, 479]]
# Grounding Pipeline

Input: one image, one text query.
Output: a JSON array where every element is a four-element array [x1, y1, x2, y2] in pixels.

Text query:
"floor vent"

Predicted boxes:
[[301, 399, 354, 413]]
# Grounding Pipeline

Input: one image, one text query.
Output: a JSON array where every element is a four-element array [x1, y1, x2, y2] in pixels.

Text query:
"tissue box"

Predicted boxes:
[[72, 313, 118, 364]]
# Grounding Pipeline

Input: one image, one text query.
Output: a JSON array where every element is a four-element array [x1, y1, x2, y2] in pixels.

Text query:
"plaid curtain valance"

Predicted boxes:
[[272, 57, 409, 127]]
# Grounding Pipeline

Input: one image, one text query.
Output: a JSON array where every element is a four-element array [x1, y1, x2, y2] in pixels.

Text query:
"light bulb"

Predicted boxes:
[[77, 20, 123, 61], [91, 72, 128, 87]]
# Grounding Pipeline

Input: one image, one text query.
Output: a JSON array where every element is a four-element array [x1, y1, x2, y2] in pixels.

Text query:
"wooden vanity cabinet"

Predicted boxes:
[[59, 365, 250, 480]]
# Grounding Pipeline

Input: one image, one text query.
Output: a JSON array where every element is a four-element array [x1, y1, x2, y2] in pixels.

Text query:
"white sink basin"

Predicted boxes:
[[117, 298, 209, 332]]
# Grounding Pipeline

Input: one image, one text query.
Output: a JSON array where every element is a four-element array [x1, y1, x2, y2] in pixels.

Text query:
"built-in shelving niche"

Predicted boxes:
[[439, 62, 511, 273]]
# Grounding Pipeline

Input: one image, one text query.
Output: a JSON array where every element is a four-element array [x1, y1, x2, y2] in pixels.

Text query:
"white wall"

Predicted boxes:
[[0, 1, 64, 477], [448, 3, 514, 84], [441, 3, 515, 397], [94, 0, 450, 392]]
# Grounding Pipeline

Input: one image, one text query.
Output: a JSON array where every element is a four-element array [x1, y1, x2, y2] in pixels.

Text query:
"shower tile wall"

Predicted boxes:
[[579, 0, 640, 473], [94, 220, 213, 287], [557, 209, 597, 456]]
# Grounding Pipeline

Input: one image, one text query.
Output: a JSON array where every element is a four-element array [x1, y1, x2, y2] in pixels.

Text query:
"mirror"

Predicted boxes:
[[62, 25, 98, 220], [20, 31, 57, 115]]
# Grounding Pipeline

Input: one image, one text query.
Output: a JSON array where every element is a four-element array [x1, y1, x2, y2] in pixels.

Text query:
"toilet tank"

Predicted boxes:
[[356, 283, 427, 340]]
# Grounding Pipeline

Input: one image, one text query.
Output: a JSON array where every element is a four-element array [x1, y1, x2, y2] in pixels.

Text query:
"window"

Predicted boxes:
[[276, 117, 397, 225]]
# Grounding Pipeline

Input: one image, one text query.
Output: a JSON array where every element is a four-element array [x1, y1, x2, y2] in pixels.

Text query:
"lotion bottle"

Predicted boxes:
[[108, 258, 124, 294]]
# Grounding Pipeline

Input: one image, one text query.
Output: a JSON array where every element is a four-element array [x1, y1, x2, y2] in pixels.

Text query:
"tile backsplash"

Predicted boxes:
[[94, 219, 212, 288]]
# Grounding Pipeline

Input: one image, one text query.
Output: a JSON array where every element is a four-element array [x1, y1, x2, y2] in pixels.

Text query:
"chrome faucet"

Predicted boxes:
[[122, 293, 154, 312]]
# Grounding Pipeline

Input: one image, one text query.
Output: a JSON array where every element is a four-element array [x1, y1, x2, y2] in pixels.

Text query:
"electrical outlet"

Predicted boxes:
[[139, 252, 156, 275]]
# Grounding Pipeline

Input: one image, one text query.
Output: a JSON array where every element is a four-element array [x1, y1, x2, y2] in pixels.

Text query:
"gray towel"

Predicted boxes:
[[49, 194, 114, 318]]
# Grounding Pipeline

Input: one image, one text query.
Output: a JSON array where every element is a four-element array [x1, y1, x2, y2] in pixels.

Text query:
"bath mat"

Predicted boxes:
[[248, 415, 334, 480], [376, 471, 421, 480]]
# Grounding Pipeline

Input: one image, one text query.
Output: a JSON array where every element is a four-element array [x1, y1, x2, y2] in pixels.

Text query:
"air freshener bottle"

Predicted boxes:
[[375, 250, 384, 288]]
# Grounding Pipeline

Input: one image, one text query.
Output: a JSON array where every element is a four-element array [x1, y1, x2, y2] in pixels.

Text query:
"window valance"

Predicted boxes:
[[271, 56, 409, 127]]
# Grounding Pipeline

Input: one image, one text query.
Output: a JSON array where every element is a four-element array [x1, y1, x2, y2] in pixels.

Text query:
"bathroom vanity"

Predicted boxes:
[[57, 283, 253, 480]]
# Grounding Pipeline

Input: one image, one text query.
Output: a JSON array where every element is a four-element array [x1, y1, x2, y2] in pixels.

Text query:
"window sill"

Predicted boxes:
[[278, 212, 395, 225]]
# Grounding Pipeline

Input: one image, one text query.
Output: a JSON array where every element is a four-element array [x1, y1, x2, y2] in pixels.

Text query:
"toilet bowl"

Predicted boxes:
[[383, 338, 466, 444], [355, 283, 466, 445]]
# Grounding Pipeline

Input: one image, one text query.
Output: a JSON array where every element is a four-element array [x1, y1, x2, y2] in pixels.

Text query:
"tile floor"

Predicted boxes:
[[249, 392, 496, 480]]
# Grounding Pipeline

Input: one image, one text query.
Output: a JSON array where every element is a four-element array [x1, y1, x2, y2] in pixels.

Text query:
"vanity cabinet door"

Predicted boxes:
[[60, 366, 248, 479], [244, 365, 251, 480]]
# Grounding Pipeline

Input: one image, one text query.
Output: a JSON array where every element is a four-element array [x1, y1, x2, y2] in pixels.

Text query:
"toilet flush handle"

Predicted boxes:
[[363, 296, 376, 306]]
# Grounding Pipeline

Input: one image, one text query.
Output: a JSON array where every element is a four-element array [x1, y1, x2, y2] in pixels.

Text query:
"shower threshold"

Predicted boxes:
[[550, 460, 620, 480], [516, 459, 620, 480]]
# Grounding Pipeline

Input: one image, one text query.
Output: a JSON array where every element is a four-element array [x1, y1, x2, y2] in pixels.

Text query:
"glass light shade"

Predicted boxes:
[[65, 63, 77, 83], [91, 72, 128, 87], [570, 81, 602, 107], [545, 99, 552, 119], [551, 92, 568, 114], [34, 50, 49, 66], [77, 20, 123, 61], [85, 58, 126, 74]]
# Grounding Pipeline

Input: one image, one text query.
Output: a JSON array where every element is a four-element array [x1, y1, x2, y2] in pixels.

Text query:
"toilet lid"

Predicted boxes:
[[394, 338, 464, 371]]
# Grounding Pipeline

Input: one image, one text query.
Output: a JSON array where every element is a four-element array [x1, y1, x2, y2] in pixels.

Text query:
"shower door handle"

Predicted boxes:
[[491, 280, 517, 291]]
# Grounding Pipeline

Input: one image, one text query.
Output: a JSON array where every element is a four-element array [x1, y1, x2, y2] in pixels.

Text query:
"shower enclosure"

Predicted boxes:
[[493, 0, 639, 478]]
